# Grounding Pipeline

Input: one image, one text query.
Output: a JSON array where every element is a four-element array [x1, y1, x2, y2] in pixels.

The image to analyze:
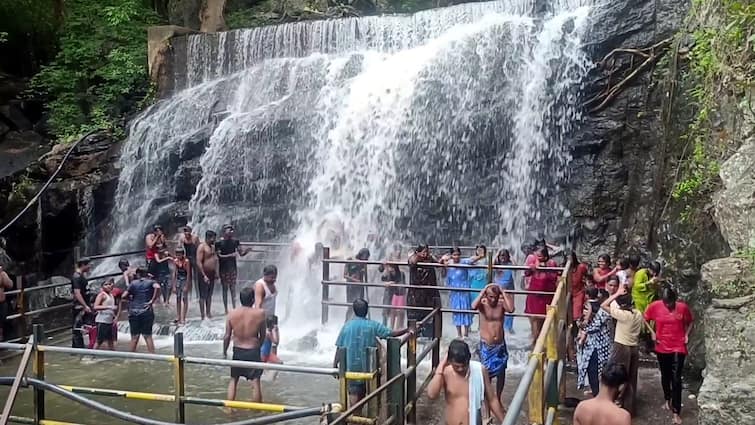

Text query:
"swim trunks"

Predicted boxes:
[[220, 270, 237, 287], [175, 276, 188, 300], [477, 341, 508, 377], [198, 271, 217, 300], [231, 347, 263, 380]]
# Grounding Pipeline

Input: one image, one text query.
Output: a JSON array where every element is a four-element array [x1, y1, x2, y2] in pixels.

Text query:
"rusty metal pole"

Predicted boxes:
[[322, 247, 330, 325], [406, 319, 417, 424]]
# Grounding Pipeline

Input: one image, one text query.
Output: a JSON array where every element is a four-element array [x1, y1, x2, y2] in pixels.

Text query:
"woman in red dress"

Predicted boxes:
[[592, 254, 618, 289], [524, 247, 559, 347]]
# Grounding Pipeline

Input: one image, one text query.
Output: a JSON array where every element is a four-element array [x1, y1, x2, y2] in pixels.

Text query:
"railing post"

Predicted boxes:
[[387, 337, 404, 425], [432, 299, 442, 367], [322, 247, 330, 325], [16, 276, 26, 337], [338, 347, 348, 411], [546, 307, 558, 362], [32, 324, 44, 425], [486, 252, 494, 284], [406, 320, 417, 424], [173, 331, 186, 423], [528, 352, 544, 425], [367, 346, 378, 419]]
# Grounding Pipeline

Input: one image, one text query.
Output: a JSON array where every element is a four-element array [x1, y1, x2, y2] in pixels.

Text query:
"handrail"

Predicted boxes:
[[329, 372, 405, 425], [322, 280, 557, 295], [321, 301, 546, 318], [322, 258, 564, 272], [0, 340, 34, 425]]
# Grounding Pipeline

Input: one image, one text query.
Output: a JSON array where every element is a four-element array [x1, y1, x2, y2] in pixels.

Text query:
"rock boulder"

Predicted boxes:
[[713, 136, 755, 252], [698, 256, 755, 425]]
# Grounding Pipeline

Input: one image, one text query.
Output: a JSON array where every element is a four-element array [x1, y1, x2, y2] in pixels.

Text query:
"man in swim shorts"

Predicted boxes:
[[197, 230, 218, 319], [472, 284, 515, 403], [223, 286, 267, 402]]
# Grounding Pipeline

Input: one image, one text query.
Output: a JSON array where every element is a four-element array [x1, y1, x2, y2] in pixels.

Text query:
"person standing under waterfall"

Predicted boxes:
[[122, 267, 160, 353], [344, 248, 370, 322], [407, 244, 441, 338], [468, 244, 488, 300], [427, 339, 506, 425], [179, 225, 201, 298], [644, 286, 693, 425], [440, 248, 473, 338], [493, 249, 516, 334], [145, 224, 165, 270], [224, 285, 266, 403], [153, 245, 173, 305], [172, 248, 192, 325], [216, 224, 251, 315], [472, 284, 515, 405], [197, 230, 219, 319], [524, 247, 558, 348], [71, 258, 92, 348], [253, 265, 280, 362]]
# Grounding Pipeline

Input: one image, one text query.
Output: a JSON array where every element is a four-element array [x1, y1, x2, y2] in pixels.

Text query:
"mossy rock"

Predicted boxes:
[[701, 256, 755, 299]]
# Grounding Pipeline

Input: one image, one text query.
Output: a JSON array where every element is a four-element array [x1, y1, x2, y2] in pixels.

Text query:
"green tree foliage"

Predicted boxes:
[[29, 0, 162, 143], [0, 0, 61, 75]]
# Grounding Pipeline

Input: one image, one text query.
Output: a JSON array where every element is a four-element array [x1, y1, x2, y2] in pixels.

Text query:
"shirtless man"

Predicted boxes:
[[427, 339, 506, 425], [0, 266, 14, 341], [197, 230, 218, 319], [471, 284, 515, 402], [573, 362, 631, 425], [223, 286, 266, 402], [216, 224, 250, 314]]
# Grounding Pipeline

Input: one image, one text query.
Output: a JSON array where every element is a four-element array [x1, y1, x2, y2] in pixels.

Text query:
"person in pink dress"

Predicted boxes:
[[524, 247, 559, 347]]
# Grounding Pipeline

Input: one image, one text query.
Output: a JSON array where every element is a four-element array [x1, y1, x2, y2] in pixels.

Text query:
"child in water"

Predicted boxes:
[[260, 316, 282, 380]]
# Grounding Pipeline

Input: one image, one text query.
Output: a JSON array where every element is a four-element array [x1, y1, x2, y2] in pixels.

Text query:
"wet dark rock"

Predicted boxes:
[[0, 103, 32, 131]]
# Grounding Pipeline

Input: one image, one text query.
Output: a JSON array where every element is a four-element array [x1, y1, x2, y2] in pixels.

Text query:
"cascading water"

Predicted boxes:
[[101, 0, 594, 366]]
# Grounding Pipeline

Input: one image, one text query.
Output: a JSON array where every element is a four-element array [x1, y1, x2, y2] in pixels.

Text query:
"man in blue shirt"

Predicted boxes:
[[334, 298, 410, 406]]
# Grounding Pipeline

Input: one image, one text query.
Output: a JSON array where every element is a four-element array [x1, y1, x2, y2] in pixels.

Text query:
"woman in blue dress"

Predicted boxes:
[[440, 248, 473, 337], [494, 248, 516, 334], [468, 245, 489, 299]]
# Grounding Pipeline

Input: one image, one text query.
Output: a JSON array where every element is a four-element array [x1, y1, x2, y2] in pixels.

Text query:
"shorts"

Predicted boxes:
[[391, 295, 406, 307], [199, 271, 217, 300], [348, 381, 366, 398], [176, 277, 188, 300], [220, 269, 237, 287], [96, 322, 115, 344], [477, 341, 508, 377], [128, 311, 155, 337], [231, 347, 263, 381]]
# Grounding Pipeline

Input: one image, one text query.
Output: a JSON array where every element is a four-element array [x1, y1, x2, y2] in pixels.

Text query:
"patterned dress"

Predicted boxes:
[[577, 308, 612, 390], [447, 260, 472, 326]]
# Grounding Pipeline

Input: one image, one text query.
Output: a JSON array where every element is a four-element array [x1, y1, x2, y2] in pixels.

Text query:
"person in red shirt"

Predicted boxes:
[[592, 254, 619, 290], [524, 247, 559, 348], [568, 252, 590, 361], [644, 286, 693, 425]]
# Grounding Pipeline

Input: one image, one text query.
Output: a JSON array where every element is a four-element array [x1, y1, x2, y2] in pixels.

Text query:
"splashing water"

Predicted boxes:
[[99, 0, 594, 366]]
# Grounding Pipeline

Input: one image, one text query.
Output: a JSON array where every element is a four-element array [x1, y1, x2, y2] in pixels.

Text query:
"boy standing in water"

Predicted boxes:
[[172, 248, 192, 324], [93, 279, 119, 350], [197, 230, 218, 319], [224, 286, 267, 402], [427, 340, 506, 425]]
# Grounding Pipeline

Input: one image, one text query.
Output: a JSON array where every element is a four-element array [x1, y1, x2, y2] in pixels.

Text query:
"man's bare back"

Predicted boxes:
[[227, 307, 266, 349], [573, 397, 631, 425]]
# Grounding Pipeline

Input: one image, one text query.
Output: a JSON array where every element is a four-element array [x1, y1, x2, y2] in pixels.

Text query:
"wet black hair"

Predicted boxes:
[[222, 224, 234, 231], [239, 285, 254, 307], [619, 258, 630, 269], [649, 261, 662, 276], [628, 254, 641, 269], [601, 362, 628, 388], [476, 244, 487, 256], [205, 230, 216, 239], [448, 339, 471, 364], [263, 264, 278, 276], [415, 243, 429, 253], [607, 275, 620, 285], [616, 294, 634, 309], [118, 259, 129, 270], [356, 248, 370, 260], [153, 224, 163, 231], [135, 266, 148, 278], [76, 257, 91, 267], [451, 247, 462, 256], [535, 246, 550, 259], [598, 254, 611, 265], [353, 298, 369, 317], [495, 249, 511, 265], [266, 316, 278, 329], [586, 286, 599, 300], [662, 285, 677, 309]]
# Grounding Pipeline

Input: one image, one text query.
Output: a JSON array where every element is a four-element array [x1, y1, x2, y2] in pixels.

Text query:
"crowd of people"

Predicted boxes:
[[63, 224, 695, 424]]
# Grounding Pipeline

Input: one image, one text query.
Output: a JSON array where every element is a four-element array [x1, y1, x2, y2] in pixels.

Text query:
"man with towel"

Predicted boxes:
[[428, 340, 505, 424], [472, 284, 515, 402]]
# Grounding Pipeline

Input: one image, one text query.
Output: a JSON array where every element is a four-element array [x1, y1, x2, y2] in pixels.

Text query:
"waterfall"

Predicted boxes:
[[99, 0, 594, 345]]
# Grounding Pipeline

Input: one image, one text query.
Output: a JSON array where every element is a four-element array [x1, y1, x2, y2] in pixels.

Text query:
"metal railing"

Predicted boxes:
[[0, 324, 344, 425]]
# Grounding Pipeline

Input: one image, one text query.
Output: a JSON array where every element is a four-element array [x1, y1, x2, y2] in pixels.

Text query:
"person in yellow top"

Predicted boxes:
[[628, 256, 661, 313]]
